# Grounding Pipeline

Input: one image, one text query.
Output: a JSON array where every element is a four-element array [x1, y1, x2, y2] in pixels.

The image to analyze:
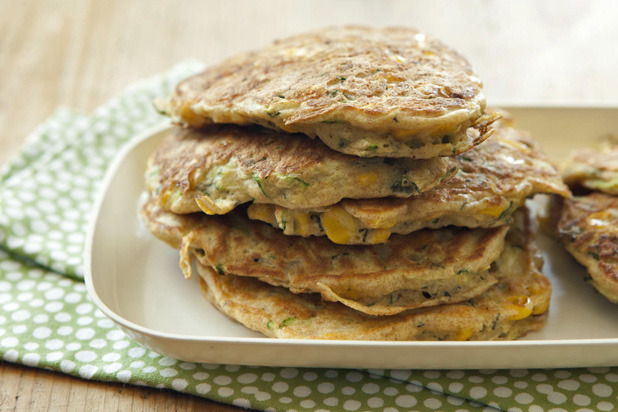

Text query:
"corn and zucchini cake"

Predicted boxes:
[[141, 196, 508, 316], [248, 122, 570, 244], [146, 125, 451, 215], [155, 26, 498, 159], [194, 208, 550, 340]]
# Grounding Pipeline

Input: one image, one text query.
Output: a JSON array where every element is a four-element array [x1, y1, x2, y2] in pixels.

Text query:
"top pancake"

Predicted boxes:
[[561, 137, 618, 195], [156, 25, 494, 158]]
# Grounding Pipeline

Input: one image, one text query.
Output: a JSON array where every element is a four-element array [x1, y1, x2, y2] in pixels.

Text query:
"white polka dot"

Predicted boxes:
[[172, 379, 188, 391], [22, 353, 40, 367], [383, 387, 398, 396], [341, 386, 355, 395], [367, 397, 384, 408], [12, 325, 27, 334], [117, 370, 131, 382], [102, 352, 121, 362], [218, 387, 233, 397], [77, 316, 93, 325], [193, 372, 209, 380], [362, 383, 379, 394], [423, 398, 442, 409], [89, 339, 106, 349], [592, 383, 612, 397], [515, 393, 533, 404], [158, 357, 176, 366], [46, 352, 64, 362], [106, 329, 124, 341], [494, 387, 512, 398], [103, 363, 122, 374], [214, 375, 232, 385], [548, 391, 567, 405], [45, 288, 65, 300], [558, 379, 580, 391], [318, 382, 334, 393], [573, 394, 591, 406], [232, 399, 251, 409], [64, 293, 82, 303], [598, 401, 614, 411], [3, 349, 18, 362], [302, 372, 317, 381], [76, 303, 93, 315], [391, 370, 412, 381], [293, 385, 311, 397], [32, 314, 49, 325], [143, 366, 156, 373], [579, 374, 597, 383], [346, 372, 363, 382], [449, 382, 464, 393], [179, 362, 195, 370], [238, 373, 257, 384], [60, 360, 76, 373], [75, 328, 95, 340], [57, 326, 73, 336], [160, 368, 177, 377], [66, 343, 81, 351], [196, 383, 211, 394], [343, 400, 361, 411], [128, 347, 146, 358], [23, 342, 38, 350], [300, 399, 315, 409], [44, 301, 63, 312], [395, 394, 417, 408], [323, 397, 338, 406], [112, 340, 129, 350], [130, 361, 144, 369], [272, 381, 288, 393], [79, 364, 98, 379], [1, 337, 19, 347], [532, 373, 548, 381], [75, 350, 97, 363]]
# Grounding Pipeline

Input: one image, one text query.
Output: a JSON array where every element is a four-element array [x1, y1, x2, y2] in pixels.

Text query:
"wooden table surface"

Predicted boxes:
[[1, 1, 616, 410]]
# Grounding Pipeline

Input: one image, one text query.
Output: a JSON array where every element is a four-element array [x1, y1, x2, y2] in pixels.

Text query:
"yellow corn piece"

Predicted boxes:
[[454, 328, 475, 341], [294, 212, 314, 237], [504, 296, 533, 321], [180, 104, 205, 126], [366, 228, 391, 244], [321, 205, 359, 244], [532, 298, 550, 315], [478, 203, 507, 218], [357, 172, 377, 186], [247, 203, 275, 222]]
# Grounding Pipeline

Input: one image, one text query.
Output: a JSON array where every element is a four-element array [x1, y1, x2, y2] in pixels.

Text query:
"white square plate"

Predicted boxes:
[[85, 105, 618, 369]]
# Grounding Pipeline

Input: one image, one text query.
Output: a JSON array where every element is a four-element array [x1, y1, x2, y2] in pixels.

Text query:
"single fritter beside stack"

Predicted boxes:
[[549, 138, 618, 303], [143, 26, 570, 341]]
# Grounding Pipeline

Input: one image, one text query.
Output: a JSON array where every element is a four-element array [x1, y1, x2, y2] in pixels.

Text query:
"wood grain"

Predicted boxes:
[[0, 0, 616, 410]]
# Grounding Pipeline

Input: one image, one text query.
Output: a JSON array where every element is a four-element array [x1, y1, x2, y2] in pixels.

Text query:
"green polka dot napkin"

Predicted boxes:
[[1, 63, 617, 412]]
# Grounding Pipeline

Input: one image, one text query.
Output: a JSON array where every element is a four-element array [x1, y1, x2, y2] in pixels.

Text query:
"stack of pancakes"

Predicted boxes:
[[141, 26, 570, 340]]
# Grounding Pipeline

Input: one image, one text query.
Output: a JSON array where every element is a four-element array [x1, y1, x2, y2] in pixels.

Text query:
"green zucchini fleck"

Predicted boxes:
[[440, 166, 458, 183], [416, 321, 425, 328], [266, 320, 275, 330], [279, 317, 298, 328], [588, 251, 600, 261], [252, 174, 270, 198], [215, 264, 225, 276], [277, 94, 286, 99], [284, 176, 309, 188], [456, 269, 469, 275], [320, 119, 341, 124], [461, 156, 473, 162], [365, 145, 378, 152]]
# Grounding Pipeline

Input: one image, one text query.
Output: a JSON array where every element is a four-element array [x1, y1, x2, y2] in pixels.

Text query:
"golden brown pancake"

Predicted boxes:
[[146, 125, 451, 215], [140, 196, 509, 316], [155, 26, 496, 158], [561, 137, 618, 195], [195, 208, 550, 340], [249, 123, 570, 244], [550, 193, 618, 303]]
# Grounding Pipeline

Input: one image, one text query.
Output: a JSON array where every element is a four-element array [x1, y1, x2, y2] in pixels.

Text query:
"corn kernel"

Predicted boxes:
[[294, 212, 314, 237], [498, 138, 531, 153], [195, 195, 217, 215], [367, 228, 391, 244], [321, 205, 359, 244], [454, 328, 474, 341], [247, 203, 275, 222], [532, 298, 550, 315], [357, 172, 377, 186], [479, 204, 507, 218], [504, 296, 533, 321]]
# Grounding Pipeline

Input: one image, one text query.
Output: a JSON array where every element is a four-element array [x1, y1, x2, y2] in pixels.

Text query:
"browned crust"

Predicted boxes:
[[551, 193, 618, 302], [194, 208, 550, 340], [158, 26, 487, 158], [140, 195, 510, 315]]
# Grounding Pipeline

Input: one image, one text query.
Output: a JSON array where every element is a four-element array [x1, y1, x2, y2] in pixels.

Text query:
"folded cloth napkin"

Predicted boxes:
[[0, 63, 616, 412]]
